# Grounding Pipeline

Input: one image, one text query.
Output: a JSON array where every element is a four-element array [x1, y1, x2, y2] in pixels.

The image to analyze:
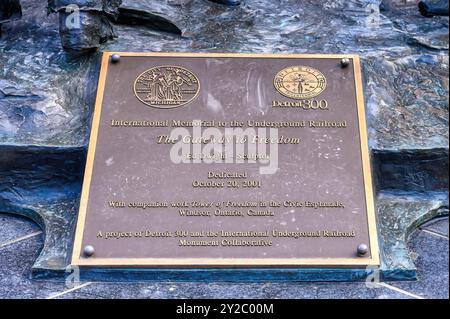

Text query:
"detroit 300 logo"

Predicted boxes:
[[274, 66, 327, 99], [134, 66, 200, 109]]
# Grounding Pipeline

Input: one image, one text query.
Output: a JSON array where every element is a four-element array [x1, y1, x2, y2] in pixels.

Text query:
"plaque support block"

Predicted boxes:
[[376, 192, 448, 281], [77, 268, 375, 283], [0, 144, 84, 277]]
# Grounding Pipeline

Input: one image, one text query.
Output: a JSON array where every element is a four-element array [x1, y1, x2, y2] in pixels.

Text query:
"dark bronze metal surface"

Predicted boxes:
[[72, 53, 379, 268]]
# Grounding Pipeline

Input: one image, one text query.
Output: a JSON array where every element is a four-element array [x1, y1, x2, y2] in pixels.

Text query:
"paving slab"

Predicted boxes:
[[1, 0, 448, 151], [0, 235, 77, 299]]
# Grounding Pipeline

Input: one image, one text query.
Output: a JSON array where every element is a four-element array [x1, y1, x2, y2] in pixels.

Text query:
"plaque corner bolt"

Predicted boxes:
[[357, 244, 368, 257], [111, 54, 121, 63], [340, 58, 351, 68], [83, 245, 95, 257]]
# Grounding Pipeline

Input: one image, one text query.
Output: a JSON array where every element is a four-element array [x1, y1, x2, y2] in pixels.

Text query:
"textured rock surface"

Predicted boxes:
[[48, 1, 122, 51], [419, 0, 449, 17], [372, 148, 448, 192], [117, 0, 185, 35], [0, 0, 99, 146], [0, 0, 449, 281], [48, 0, 122, 15], [0, 0, 22, 27], [377, 192, 448, 279], [57, 10, 116, 51]]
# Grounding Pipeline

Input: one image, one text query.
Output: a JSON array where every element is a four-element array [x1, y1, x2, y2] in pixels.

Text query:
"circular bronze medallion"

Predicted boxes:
[[274, 66, 327, 99], [134, 66, 200, 109]]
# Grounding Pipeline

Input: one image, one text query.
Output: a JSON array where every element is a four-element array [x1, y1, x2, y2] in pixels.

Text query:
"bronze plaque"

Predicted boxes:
[[72, 53, 379, 268]]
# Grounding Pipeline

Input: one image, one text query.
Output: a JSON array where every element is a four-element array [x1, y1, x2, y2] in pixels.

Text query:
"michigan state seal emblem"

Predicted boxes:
[[134, 66, 200, 109], [274, 66, 326, 99]]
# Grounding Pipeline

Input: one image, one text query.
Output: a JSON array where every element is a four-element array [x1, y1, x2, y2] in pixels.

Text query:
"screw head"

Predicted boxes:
[[357, 244, 368, 256], [83, 245, 95, 257], [111, 54, 121, 63], [341, 58, 350, 68]]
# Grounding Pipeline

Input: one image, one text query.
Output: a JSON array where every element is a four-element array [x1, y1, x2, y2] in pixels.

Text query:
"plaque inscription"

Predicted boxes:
[[72, 53, 379, 267]]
